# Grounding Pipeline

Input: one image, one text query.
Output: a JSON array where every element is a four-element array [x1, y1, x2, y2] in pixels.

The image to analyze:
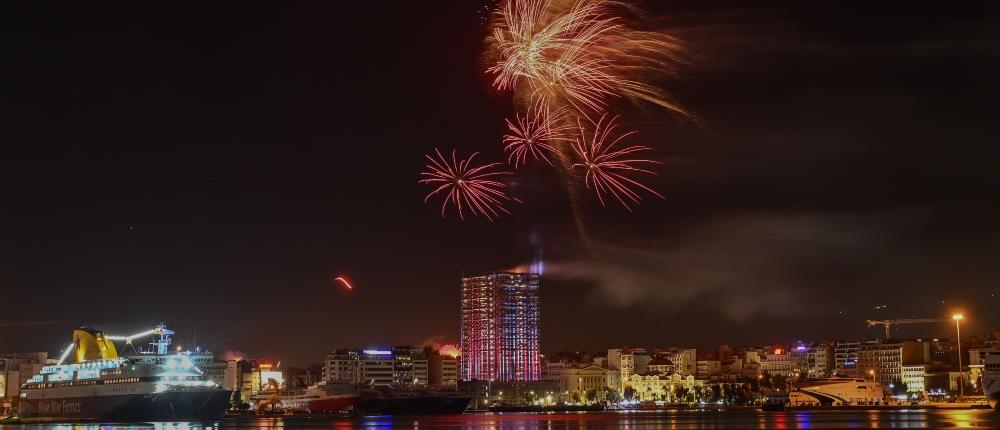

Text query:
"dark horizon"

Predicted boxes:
[[1, 1, 999, 366]]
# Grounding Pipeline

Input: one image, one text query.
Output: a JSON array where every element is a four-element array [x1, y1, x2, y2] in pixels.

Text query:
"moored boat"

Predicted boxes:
[[17, 324, 231, 421], [356, 388, 471, 415]]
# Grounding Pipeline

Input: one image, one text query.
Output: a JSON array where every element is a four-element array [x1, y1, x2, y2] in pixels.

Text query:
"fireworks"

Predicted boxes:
[[485, 0, 690, 117], [503, 106, 572, 168], [420, 149, 519, 221], [571, 114, 664, 210], [419, 0, 689, 221]]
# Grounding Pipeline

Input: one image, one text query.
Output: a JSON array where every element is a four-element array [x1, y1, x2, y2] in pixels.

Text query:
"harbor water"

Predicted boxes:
[[1, 409, 999, 429]]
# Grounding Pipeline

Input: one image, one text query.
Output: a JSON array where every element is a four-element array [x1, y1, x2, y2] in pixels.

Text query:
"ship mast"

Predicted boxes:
[[150, 323, 176, 355]]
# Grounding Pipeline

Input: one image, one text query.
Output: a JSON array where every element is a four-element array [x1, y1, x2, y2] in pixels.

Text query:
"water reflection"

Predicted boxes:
[[2, 410, 998, 429]]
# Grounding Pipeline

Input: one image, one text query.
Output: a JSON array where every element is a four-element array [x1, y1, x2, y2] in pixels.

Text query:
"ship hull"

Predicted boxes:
[[306, 395, 358, 413], [18, 390, 231, 421], [357, 395, 471, 415]]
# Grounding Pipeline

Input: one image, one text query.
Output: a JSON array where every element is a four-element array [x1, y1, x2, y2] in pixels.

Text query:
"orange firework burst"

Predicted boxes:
[[420, 149, 520, 221], [486, 0, 691, 117], [571, 114, 664, 210], [503, 106, 572, 168]]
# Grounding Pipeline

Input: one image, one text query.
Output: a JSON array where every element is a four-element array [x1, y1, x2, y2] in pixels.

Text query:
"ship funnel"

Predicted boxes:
[[73, 327, 119, 363]]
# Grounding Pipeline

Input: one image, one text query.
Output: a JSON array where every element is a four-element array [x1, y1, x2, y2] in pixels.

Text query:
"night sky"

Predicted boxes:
[[2, 1, 999, 365]]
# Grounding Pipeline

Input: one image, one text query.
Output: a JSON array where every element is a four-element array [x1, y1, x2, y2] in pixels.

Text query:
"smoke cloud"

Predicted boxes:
[[545, 211, 959, 321]]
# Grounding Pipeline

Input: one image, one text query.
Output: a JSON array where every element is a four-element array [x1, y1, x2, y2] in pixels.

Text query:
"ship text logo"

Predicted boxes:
[[38, 400, 83, 414]]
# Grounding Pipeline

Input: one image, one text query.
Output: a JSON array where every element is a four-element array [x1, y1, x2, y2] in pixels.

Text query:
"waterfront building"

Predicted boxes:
[[834, 341, 862, 377], [968, 347, 1000, 367], [696, 360, 722, 380], [460, 272, 541, 382], [0, 353, 50, 414], [361, 350, 395, 386], [427, 347, 459, 388], [657, 348, 697, 376], [623, 372, 704, 402], [323, 347, 429, 387], [858, 340, 928, 387], [967, 347, 1000, 392], [607, 349, 623, 371], [199, 359, 239, 389], [741, 349, 763, 378], [618, 349, 651, 381], [237, 359, 262, 400], [925, 371, 966, 393], [928, 338, 959, 367], [719, 357, 744, 381], [646, 355, 676, 375], [807, 343, 835, 378], [323, 349, 361, 383], [391, 346, 429, 386], [761, 346, 799, 378], [542, 363, 610, 403], [606, 369, 621, 394], [901, 364, 927, 393]]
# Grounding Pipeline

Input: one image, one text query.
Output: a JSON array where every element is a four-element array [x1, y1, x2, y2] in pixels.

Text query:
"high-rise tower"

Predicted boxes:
[[460, 271, 540, 381]]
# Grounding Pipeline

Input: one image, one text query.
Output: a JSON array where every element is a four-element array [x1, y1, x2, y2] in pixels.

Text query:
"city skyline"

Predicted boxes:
[[2, 0, 999, 368]]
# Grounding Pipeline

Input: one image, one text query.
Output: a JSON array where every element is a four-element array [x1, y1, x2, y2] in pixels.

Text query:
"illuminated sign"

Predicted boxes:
[[363, 349, 392, 356]]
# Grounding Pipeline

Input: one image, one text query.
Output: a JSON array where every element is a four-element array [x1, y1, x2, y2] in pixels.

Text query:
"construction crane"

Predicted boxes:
[[866, 318, 948, 338]]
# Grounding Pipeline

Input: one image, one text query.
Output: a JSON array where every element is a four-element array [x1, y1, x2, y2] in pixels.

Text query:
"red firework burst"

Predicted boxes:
[[420, 149, 519, 221], [503, 107, 572, 168], [571, 114, 664, 210]]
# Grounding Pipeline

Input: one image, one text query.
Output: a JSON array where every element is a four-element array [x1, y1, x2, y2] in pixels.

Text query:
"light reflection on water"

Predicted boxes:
[[2, 410, 998, 429]]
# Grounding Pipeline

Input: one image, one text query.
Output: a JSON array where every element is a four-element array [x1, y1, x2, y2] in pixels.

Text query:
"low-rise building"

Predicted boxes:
[[657, 348, 697, 376], [901, 364, 926, 393], [623, 372, 704, 402], [543, 363, 610, 403], [696, 360, 722, 380], [807, 343, 835, 378], [200, 359, 239, 390], [323, 347, 429, 387], [925, 371, 966, 393], [427, 347, 459, 388], [646, 356, 676, 375], [0, 352, 50, 411], [834, 341, 863, 377], [858, 340, 928, 387], [761, 346, 799, 378]]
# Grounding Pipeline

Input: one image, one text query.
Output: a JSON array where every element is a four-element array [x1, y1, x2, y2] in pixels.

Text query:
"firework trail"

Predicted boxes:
[[485, 0, 693, 118], [503, 106, 573, 168], [571, 114, 664, 210], [333, 276, 353, 290], [420, 149, 520, 221]]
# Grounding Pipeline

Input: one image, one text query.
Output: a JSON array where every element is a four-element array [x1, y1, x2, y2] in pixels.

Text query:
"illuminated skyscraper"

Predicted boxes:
[[460, 271, 540, 381]]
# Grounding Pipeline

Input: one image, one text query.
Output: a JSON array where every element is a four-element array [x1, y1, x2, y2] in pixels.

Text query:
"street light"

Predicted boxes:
[[953, 313, 964, 402]]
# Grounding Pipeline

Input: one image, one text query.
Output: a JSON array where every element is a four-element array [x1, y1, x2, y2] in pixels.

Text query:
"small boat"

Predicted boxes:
[[251, 380, 359, 414]]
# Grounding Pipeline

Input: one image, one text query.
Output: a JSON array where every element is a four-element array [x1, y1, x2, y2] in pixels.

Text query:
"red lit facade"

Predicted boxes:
[[460, 272, 540, 381]]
